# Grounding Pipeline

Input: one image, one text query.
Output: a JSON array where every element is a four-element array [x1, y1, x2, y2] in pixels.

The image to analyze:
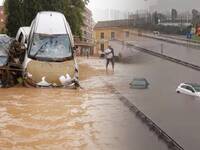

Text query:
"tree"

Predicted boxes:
[[4, 0, 88, 37], [192, 9, 200, 27], [157, 13, 167, 23], [171, 9, 178, 22], [152, 11, 159, 25], [4, 0, 22, 36]]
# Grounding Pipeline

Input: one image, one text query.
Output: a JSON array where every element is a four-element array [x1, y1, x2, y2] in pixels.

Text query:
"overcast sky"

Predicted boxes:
[[1, 0, 200, 21], [88, 0, 200, 11], [88, 0, 200, 21], [1, 0, 199, 11], [88, 0, 155, 12]]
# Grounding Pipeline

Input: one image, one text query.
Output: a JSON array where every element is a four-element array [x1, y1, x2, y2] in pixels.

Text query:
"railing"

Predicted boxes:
[[128, 43, 200, 71]]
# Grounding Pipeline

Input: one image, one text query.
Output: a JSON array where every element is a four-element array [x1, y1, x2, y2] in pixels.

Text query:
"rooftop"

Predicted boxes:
[[94, 19, 134, 29]]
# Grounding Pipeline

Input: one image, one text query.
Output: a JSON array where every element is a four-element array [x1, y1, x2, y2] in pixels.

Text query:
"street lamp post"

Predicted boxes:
[[144, 0, 149, 24]]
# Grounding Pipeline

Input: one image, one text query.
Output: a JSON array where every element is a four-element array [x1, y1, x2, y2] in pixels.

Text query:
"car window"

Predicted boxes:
[[192, 85, 200, 92], [186, 86, 195, 93], [181, 85, 187, 89], [25, 38, 28, 44], [18, 32, 24, 43], [133, 80, 146, 86]]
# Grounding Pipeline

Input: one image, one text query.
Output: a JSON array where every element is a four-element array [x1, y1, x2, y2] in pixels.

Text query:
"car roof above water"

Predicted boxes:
[[34, 11, 70, 35], [32, 11, 74, 46]]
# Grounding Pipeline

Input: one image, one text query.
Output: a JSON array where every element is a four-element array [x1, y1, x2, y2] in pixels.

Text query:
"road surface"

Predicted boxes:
[[130, 36, 200, 66], [85, 51, 200, 150], [0, 60, 169, 150], [1, 45, 200, 149]]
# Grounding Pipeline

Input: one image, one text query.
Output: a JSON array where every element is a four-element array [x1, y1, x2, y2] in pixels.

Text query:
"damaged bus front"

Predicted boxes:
[[23, 11, 79, 88]]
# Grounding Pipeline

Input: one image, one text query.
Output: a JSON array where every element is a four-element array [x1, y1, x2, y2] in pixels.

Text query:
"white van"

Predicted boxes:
[[16, 27, 31, 48], [23, 11, 79, 87]]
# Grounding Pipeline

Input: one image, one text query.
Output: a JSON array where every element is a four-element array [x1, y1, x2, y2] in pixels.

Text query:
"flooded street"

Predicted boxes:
[[1, 0, 199, 149], [1, 50, 200, 149], [0, 59, 168, 150], [130, 36, 200, 66]]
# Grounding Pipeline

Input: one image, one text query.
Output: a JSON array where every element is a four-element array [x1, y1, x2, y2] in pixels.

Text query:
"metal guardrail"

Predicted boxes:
[[141, 34, 200, 50], [105, 83, 184, 150], [128, 43, 200, 71], [130, 31, 200, 49], [161, 34, 200, 45]]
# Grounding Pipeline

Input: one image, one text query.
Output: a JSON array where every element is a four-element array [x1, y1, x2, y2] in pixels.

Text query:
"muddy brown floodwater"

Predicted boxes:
[[0, 58, 168, 150]]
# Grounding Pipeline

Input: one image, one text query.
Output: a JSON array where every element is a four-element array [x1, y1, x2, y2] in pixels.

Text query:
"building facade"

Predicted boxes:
[[93, 19, 135, 56], [74, 7, 94, 56], [0, 6, 5, 32]]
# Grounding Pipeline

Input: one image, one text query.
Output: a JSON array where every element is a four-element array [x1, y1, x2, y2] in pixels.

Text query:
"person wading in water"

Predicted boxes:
[[104, 45, 115, 73]]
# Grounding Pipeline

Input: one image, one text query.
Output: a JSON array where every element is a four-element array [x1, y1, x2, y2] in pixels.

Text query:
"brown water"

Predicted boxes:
[[0, 58, 168, 150]]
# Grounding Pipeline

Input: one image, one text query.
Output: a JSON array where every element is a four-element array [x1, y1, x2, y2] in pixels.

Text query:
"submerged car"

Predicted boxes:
[[130, 78, 149, 89], [16, 27, 31, 48], [0, 12, 79, 88], [0, 34, 12, 67], [20, 11, 79, 88], [0, 35, 15, 87], [176, 83, 200, 97]]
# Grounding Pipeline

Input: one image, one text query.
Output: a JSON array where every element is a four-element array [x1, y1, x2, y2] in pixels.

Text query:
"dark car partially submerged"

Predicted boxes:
[[0, 12, 80, 88], [0, 34, 25, 87], [0, 35, 12, 86], [0, 35, 11, 66], [130, 78, 149, 89]]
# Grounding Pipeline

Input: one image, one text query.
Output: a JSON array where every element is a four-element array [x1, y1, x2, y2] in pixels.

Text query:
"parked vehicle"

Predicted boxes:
[[0, 34, 12, 67], [22, 11, 79, 88], [176, 83, 200, 97], [16, 27, 31, 48], [0, 11, 79, 88], [0, 34, 15, 87]]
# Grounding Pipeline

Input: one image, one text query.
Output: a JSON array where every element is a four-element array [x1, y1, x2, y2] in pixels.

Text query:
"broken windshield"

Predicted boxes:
[[29, 34, 72, 61]]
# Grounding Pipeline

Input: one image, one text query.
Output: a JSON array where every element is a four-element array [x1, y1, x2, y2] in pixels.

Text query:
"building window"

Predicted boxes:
[[100, 44, 104, 52], [125, 31, 130, 38], [111, 32, 115, 40], [100, 32, 104, 39]]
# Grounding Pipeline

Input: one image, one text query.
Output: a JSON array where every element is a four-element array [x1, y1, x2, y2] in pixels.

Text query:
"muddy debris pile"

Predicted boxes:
[[0, 35, 26, 88]]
